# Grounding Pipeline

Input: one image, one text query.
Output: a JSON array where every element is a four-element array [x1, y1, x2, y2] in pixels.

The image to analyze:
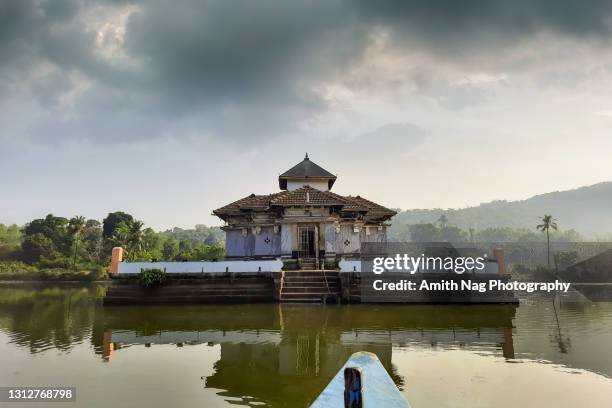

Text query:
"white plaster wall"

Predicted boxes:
[[225, 229, 246, 257], [117, 259, 283, 274], [253, 226, 280, 256], [340, 259, 361, 272], [324, 223, 336, 254], [340, 329, 504, 344], [280, 224, 292, 255], [361, 226, 386, 243], [335, 224, 361, 254], [111, 330, 282, 345], [287, 179, 328, 191], [226, 227, 281, 257]]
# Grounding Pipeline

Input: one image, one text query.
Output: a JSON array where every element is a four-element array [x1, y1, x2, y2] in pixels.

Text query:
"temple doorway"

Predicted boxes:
[[297, 225, 316, 258]]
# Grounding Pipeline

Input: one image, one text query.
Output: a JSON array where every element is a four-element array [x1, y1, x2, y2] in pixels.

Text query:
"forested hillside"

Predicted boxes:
[[389, 182, 612, 240]]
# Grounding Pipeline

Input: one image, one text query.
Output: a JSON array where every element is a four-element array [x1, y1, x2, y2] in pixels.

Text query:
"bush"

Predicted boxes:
[[0, 245, 20, 261], [0, 261, 39, 276], [38, 255, 73, 269], [0, 261, 108, 281], [138, 268, 167, 288]]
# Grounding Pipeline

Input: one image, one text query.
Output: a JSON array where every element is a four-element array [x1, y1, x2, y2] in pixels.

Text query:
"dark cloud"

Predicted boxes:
[[1, 0, 612, 144], [357, 1, 612, 35]]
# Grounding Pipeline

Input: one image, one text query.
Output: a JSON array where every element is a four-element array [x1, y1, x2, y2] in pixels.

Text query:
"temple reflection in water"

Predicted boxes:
[[96, 304, 515, 404], [5, 284, 612, 408]]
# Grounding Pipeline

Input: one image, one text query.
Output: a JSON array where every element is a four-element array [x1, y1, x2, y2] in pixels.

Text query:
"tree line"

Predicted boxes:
[[0, 212, 225, 274], [389, 214, 583, 243]]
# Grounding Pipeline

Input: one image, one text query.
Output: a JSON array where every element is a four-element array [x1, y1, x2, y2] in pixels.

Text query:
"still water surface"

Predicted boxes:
[[1, 283, 612, 407]]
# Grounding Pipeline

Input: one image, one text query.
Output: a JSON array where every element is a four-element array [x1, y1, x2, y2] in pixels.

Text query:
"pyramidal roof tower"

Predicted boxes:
[[278, 153, 337, 191]]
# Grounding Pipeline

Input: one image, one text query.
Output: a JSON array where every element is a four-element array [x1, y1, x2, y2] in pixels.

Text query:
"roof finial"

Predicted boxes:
[[305, 152, 309, 160]]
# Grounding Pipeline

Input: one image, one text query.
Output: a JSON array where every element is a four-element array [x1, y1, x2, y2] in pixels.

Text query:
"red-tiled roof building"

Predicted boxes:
[[213, 154, 396, 268]]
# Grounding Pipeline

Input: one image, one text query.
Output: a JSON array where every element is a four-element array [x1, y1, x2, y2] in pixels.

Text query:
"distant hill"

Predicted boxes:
[[390, 182, 612, 238]]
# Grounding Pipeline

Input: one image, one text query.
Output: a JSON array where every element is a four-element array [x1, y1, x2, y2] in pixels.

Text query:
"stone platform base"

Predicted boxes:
[[104, 273, 278, 304]]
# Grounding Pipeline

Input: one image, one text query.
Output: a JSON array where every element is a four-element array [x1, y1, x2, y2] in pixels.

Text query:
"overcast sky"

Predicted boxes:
[[2, 0, 612, 230]]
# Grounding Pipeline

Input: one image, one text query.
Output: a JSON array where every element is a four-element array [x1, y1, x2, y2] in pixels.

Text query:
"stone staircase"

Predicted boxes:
[[280, 270, 341, 303], [298, 257, 318, 269]]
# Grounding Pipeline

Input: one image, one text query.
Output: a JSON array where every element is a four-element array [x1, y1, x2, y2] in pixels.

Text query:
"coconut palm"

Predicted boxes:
[[113, 220, 145, 260], [438, 214, 448, 228], [537, 214, 558, 268], [69, 216, 86, 270]]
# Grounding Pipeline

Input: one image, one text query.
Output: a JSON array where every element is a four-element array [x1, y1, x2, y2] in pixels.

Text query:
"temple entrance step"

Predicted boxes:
[[283, 270, 340, 277], [298, 258, 318, 269], [280, 269, 341, 303], [280, 292, 341, 303], [283, 281, 340, 289]]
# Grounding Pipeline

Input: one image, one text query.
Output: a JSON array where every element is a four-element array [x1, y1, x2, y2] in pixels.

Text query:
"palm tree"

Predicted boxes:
[[127, 220, 145, 258], [69, 216, 86, 270], [537, 215, 558, 268], [113, 220, 145, 261], [438, 214, 448, 228]]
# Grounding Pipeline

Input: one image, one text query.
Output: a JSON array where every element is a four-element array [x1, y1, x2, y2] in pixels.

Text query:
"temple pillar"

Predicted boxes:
[[109, 247, 123, 275]]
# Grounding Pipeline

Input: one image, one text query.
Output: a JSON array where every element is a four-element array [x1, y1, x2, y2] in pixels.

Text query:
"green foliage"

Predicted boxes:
[[392, 222, 584, 243], [172, 240, 225, 261], [162, 239, 180, 260], [406, 223, 467, 242], [68, 216, 86, 270], [389, 182, 612, 238], [160, 225, 224, 246], [21, 233, 58, 263], [554, 251, 580, 270], [23, 214, 73, 255], [110, 220, 166, 261], [0, 261, 39, 275], [138, 268, 167, 287], [102, 211, 134, 239], [0, 223, 21, 246], [3, 211, 225, 280], [0, 261, 106, 281], [0, 244, 20, 261], [537, 214, 558, 235], [537, 214, 559, 267], [112, 220, 146, 260], [81, 219, 103, 263], [110, 221, 225, 262]]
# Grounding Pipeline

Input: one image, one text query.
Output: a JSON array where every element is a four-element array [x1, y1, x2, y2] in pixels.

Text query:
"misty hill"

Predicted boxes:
[[390, 182, 612, 238]]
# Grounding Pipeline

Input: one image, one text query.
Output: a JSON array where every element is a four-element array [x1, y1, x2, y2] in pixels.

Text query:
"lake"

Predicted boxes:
[[1, 283, 612, 407]]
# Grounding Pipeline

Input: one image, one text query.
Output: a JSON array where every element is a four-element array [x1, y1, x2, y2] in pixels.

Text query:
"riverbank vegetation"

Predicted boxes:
[[0, 209, 603, 281], [0, 212, 224, 281]]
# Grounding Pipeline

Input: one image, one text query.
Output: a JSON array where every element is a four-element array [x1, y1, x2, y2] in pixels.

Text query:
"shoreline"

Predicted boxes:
[[0, 280, 109, 284]]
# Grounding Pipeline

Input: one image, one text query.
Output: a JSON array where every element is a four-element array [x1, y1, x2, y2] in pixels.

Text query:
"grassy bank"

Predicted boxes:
[[0, 261, 108, 281]]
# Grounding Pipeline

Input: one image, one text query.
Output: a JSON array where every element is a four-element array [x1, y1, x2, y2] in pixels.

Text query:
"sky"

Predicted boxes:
[[2, 0, 612, 230]]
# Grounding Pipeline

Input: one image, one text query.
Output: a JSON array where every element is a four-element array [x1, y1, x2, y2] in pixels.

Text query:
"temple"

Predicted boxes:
[[213, 154, 396, 269]]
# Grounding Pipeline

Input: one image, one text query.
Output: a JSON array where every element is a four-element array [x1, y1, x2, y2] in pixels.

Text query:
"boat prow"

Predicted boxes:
[[309, 351, 411, 408]]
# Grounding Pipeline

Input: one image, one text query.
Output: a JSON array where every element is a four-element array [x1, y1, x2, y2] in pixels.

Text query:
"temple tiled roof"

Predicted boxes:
[[279, 154, 336, 178], [213, 186, 396, 221], [270, 186, 348, 206], [278, 154, 337, 190], [343, 195, 397, 218], [212, 192, 283, 215]]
